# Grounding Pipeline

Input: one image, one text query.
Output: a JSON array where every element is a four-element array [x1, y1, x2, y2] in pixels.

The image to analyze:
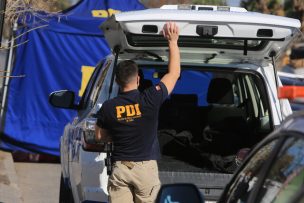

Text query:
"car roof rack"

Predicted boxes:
[[160, 4, 247, 12]]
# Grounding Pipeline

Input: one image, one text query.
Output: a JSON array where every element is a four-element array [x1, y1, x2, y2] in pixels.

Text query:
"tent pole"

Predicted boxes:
[[0, 0, 6, 47], [0, 21, 17, 129]]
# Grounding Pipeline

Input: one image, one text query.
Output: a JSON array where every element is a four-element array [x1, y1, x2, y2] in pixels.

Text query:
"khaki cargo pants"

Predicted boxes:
[[107, 160, 161, 203]]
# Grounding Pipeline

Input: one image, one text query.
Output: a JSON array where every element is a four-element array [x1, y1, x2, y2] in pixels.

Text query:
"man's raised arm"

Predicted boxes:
[[160, 22, 180, 95]]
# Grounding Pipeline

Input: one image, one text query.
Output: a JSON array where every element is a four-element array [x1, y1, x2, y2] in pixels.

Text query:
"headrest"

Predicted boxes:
[[207, 78, 234, 104], [170, 94, 198, 106]]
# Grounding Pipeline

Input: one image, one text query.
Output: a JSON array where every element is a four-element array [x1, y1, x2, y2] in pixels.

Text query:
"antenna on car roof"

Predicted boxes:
[[270, 50, 283, 122]]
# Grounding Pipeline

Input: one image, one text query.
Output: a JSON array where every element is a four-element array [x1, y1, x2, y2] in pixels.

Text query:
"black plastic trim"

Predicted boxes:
[[257, 29, 273, 37], [126, 33, 284, 51], [142, 25, 158, 34]]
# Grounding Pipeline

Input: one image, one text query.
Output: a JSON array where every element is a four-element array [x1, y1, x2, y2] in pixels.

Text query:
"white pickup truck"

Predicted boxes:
[[49, 5, 301, 203]]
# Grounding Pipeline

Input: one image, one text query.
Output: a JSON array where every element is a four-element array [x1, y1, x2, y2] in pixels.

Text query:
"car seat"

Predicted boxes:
[[138, 69, 153, 92], [159, 94, 198, 132], [203, 78, 249, 155]]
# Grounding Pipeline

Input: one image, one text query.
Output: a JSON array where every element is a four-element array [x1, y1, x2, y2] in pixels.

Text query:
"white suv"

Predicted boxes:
[[49, 5, 301, 202]]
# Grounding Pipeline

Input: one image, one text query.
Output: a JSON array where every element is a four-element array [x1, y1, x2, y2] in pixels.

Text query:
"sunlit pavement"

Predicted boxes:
[[15, 163, 61, 203], [0, 151, 219, 202], [0, 151, 22, 203]]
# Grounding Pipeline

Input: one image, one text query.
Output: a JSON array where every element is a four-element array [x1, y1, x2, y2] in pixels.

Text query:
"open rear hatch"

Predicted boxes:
[[101, 6, 301, 64], [100, 5, 302, 201]]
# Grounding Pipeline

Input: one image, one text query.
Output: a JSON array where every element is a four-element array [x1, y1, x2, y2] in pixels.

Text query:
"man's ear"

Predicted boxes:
[[137, 75, 140, 86]]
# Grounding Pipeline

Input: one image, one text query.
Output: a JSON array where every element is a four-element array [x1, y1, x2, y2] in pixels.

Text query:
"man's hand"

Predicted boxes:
[[160, 22, 180, 95], [95, 124, 112, 143], [162, 22, 179, 43]]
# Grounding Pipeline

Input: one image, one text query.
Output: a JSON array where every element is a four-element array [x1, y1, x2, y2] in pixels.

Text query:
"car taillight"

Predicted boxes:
[[83, 117, 97, 131], [81, 118, 106, 152]]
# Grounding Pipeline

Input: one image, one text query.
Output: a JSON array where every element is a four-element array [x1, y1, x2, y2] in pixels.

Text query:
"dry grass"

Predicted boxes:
[[1, 0, 64, 49], [5, 0, 60, 26]]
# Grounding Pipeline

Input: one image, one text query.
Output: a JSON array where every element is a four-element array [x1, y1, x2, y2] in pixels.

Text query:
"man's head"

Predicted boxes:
[[290, 46, 304, 68], [116, 60, 139, 88]]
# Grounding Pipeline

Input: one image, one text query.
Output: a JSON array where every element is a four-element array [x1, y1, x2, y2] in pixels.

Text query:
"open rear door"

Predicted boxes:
[[101, 6, 301, 63]]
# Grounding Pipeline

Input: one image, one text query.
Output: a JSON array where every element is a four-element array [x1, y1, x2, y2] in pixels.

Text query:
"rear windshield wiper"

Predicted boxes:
[[125, 49, 164, 62]]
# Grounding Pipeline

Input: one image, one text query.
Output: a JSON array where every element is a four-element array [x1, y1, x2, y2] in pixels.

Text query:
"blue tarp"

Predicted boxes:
[[1, 0, 145, 155]]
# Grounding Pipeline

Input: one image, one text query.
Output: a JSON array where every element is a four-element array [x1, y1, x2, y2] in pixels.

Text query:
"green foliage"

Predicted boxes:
[[241, 0, 283, 14], [268, 0, 280, 9], [240, 0, 304, 31], [241, 0, 292, 13], [241, 0, 281, 11], [240, 1, 258, 11]]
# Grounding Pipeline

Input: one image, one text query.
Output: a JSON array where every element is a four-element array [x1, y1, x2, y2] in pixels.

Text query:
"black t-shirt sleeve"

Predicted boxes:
[[96, 104, 108, 129], [143, 82, 169, 107]]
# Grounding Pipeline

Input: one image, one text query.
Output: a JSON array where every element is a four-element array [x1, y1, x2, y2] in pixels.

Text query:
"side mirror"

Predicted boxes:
[[156, 183, 204, 203], [49, 90, 77, 109]]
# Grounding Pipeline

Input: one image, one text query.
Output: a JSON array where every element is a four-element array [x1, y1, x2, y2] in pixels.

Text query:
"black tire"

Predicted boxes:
[[59, 173, 74, 203]]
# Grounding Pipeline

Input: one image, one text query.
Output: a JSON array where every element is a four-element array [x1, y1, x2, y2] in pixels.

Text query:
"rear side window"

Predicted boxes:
[[256, 137, 304, 203], [78, 61, 104, 109], [240, 74, 269, 119], [224, 139, 279, 203], [90, 60, 112, 106]]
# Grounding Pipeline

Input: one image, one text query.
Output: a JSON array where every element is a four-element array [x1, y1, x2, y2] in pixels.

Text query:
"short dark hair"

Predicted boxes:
[[290, 46, 304, 60], [115, 60, 138, 87]]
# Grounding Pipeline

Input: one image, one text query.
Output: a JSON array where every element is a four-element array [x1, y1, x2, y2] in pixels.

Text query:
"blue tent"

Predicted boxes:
[[1, 0, 145, 155]]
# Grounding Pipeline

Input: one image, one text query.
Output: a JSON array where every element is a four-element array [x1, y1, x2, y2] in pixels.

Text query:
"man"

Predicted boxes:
[[95, 22, 180, 203], [281, 45, 304, 74]]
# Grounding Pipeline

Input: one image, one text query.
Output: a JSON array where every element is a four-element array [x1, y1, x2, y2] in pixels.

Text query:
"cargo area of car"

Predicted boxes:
[[156, 94, 265, 173], [139, 65, 273, 200]]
